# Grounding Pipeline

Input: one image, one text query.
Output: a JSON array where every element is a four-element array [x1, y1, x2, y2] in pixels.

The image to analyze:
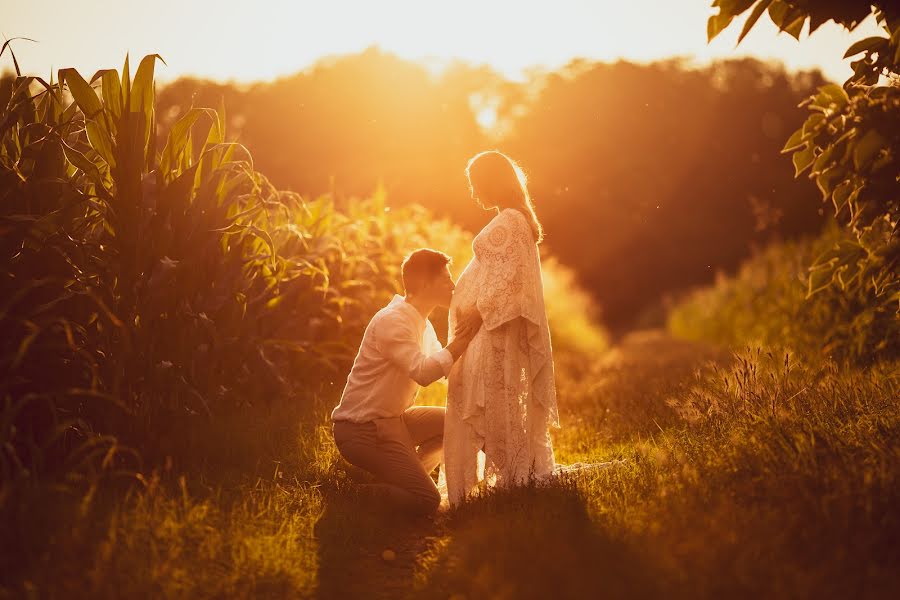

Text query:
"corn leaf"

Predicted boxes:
[[86, 120, 116, 168], [130, 54, 165, 114], [121, 54, 131, 114], [60, 68, 103, 119], [94, 69, 123, 121], [61, 139, 109, 193], [159, 108, 213, 177]]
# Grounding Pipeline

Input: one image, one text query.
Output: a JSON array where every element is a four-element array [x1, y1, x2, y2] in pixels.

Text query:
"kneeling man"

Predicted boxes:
[[331, 249, 481, 515]]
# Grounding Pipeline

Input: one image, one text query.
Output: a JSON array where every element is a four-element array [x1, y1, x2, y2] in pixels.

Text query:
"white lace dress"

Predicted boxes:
[[438, 208, 561, 506]]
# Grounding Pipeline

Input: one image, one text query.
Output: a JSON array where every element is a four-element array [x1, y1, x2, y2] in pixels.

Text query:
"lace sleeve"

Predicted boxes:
[[474, 210, 541, 331]]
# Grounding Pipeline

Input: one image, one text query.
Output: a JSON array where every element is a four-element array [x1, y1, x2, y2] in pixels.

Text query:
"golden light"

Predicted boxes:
[[2, 0, 885, 85]]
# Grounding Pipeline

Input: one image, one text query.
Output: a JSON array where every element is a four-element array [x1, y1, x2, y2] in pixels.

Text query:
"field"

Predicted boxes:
[[5, 327, 897, 599], [3, 3, 900, 594]]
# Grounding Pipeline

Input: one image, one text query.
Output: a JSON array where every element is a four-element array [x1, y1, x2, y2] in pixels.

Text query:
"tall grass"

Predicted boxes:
[[411, 345, 899, 599]]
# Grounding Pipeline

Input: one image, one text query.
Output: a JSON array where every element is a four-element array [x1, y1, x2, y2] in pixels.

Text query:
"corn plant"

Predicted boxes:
[[2, 45, 608, 488], [1, 47, 464, 471], [0, 43, 137, 557]]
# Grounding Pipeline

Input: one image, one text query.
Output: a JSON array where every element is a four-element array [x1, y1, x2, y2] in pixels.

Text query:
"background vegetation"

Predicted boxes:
[[1, 0, 898, 596], [0, 49, 605, 596], [154, 51, 830, 329]]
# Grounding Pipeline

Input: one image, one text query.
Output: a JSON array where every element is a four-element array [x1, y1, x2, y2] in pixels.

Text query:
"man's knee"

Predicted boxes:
[[411, 485, 441, 514]]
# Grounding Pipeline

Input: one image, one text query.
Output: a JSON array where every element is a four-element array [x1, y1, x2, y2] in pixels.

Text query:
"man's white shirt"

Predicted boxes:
[[331, 294, 454, 423]]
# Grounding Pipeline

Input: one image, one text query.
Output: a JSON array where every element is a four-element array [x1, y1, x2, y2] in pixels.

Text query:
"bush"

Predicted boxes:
[[668, 223, 900, 364]]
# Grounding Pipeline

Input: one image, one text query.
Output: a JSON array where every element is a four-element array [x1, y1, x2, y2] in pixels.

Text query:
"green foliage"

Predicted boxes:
[[0, 49, 606, 521], [708, 1, 900, 325], [789, 83, 899, 317], [708, 1, 898, 46], [668, 225, 899, 363], [0, 62, 131, 511]]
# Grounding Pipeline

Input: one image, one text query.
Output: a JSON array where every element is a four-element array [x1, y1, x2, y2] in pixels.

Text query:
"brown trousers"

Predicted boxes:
[[332, 406, 445, 515]]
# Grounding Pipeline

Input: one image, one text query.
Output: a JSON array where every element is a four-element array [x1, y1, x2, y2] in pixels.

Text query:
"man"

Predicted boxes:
[[331, 248, 482, 515]]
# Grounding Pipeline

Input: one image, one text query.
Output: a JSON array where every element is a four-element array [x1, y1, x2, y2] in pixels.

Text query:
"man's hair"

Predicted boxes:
[[401, 248, 451, 294]]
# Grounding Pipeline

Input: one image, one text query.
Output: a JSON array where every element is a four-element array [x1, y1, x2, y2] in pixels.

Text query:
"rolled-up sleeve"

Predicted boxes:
[[375, 315, 451, 386]]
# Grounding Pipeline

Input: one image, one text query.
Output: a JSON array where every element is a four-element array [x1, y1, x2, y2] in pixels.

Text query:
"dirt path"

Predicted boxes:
[[314, 330, 730, 599]]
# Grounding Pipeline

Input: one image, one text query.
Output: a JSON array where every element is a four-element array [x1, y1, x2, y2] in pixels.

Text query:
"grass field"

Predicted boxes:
[[2, 49, 898, 599], [6, 329, 897, 599]]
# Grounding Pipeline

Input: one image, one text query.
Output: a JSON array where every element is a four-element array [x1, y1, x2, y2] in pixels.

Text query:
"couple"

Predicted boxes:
[[331, 150, 575, 515]]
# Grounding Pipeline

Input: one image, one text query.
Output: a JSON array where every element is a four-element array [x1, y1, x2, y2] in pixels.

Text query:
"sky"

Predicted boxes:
[[1, 0, 885, 84]]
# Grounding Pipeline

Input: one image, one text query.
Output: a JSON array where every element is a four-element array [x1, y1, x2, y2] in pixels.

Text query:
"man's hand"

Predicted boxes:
[[446, 308, 483, 360]]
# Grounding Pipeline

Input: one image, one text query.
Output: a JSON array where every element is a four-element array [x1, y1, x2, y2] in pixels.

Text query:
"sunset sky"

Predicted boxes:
[[2, 0, 884, 84]]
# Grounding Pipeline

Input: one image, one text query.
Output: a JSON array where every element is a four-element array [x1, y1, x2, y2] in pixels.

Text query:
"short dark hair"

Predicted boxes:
[[401, 248, 451, 294]]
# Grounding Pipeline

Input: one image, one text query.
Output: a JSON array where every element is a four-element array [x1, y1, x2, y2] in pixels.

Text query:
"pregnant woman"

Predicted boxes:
[[438, 150, 560, 506]]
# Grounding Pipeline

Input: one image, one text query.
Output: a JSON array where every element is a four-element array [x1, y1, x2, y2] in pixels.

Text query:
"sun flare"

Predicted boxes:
[[2, 0, 884, 84]]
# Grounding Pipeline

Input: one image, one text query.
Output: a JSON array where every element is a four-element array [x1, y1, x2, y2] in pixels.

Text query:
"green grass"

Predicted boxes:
[[5, 332, 897, 599]]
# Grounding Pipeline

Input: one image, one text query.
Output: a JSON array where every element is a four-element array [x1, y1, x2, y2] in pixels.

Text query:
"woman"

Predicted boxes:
[[438, 150, 561, 506]]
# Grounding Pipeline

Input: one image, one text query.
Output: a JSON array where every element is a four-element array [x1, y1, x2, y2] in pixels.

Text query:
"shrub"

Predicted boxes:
[[668, 223, 899, 364]]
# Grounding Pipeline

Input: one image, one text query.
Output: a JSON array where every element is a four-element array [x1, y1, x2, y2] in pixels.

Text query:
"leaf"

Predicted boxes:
[[206, 98, 226, 146], [811, 145, 834, 174], [831, 181, 854, 214], [767, 1, 789, 27], [737, 0, 773, 44], [852, 129, 885, 170], [767, 2, 806, 39], [121, 54, 131, 112], [802, 113, 825, 136], [61, 140, 107, 190], [96, 69, 123, 120], [843, 36, 889, 58], [792, 144, 815, 176], [782, 14, 806, 40], [815, 166, 842, 199], [129, 54, 165, 113], [85, 120, 116, 167], [0, 37, 37, 77], [64, 388, 132, 414], [60, 68, 103, 118], [845, 184, 862, 217], [817, 83, 849, 108], [781, 128, 805, 153], [707, 13, 735, 42], [808, 9, 830, 34], [807, 263, 835, 297], [159, 108, 213, 177]]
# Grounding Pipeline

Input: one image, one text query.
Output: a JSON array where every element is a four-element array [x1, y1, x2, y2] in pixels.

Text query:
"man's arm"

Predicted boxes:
[[376, 316, 455, 386]]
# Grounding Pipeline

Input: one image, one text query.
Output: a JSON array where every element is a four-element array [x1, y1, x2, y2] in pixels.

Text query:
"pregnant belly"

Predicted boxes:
[[450, 260, 480, 319]]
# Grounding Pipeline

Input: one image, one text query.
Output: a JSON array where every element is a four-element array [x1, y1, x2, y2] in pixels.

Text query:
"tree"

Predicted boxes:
[[709, 1, 900, 354]]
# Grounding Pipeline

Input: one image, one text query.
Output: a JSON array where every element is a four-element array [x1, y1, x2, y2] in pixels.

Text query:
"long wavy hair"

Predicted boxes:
[[465, 150, 544, 244]]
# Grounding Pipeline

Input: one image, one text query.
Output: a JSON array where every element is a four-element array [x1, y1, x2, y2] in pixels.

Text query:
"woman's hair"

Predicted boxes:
[[465, 150, 544, 244], [401, 248, 451, 295]]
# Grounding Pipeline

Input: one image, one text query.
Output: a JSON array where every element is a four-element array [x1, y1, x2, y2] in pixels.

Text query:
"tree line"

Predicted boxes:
[[153, 49, 829, 329]]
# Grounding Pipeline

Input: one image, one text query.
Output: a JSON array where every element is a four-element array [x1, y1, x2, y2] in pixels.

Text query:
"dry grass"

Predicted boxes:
[[5, 332, 897, 599]]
